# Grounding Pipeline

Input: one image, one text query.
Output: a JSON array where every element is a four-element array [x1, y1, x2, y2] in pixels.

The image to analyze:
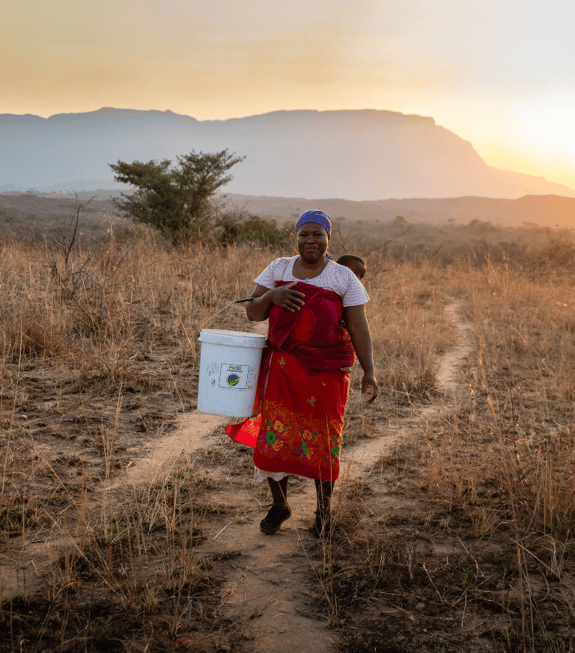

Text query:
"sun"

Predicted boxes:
[[513, 89, 575, 162]]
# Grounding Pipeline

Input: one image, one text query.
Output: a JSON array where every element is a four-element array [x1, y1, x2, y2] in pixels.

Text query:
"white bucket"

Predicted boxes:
[[197, 329, 266, 418]]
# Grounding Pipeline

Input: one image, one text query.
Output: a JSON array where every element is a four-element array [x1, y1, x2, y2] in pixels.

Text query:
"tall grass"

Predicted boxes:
[[430, 254, 575, 537], [0, 232, 297, 649], [2, 230, 575, 651], [308, 243, 575, 653]]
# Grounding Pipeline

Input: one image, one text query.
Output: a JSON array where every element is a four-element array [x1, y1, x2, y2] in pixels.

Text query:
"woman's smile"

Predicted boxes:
[[297, 223, 329, 262]]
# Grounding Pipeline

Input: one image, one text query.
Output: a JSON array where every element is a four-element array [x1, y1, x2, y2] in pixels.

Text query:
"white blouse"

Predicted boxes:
[[254, 256, 369, 307]]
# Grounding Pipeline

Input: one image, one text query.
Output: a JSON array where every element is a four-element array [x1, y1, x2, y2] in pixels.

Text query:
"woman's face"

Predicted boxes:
[[296, 223, 329, 263]]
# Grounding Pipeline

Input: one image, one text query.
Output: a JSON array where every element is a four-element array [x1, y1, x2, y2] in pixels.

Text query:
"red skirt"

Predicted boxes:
[[226, 348, 350, 481]]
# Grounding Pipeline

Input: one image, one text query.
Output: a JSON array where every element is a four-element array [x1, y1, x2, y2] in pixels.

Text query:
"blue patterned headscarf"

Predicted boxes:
[[295, 210, 331, 237]]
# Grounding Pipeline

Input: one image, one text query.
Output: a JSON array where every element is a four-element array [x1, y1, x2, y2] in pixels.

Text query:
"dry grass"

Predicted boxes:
[[0, 233, 276, 650], [0, 461, 248, 652], [2, 229, 575, 651], [428, 254, 575, 537], [308, 244, 575, 653]]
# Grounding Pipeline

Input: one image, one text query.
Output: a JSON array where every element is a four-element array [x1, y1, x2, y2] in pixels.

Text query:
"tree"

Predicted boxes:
[[109, 150, 244, 244]]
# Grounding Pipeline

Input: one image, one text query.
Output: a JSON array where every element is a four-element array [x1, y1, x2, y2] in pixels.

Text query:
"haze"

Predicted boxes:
[[2, 0, 574, 191]]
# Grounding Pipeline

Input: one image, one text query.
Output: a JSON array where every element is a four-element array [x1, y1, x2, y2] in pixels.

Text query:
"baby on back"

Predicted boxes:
[[336, 255, 367, 374], [337, 254, 366, 281]]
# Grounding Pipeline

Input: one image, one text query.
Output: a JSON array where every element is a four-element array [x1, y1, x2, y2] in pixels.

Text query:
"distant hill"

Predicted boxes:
[[2, 189, 573, 233], [1, 108, 574, 201], [3, 192, 573, 265], [0, 191, 129, 240], [222, 193, 575, 229]]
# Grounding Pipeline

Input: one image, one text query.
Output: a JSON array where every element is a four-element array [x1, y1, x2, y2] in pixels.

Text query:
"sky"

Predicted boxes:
[[3, 0, 575, 190]]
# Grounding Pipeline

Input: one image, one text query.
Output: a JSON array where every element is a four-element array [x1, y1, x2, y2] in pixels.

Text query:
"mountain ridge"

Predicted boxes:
[[1, 107, 574, 200]]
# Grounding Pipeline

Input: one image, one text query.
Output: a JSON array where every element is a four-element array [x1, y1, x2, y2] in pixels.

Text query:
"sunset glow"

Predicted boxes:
[[2, 0, 574, 191]]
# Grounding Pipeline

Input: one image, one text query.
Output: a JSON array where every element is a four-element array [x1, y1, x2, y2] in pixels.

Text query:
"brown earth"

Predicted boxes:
[[1, 196, 574, 652], [1, 303, 496, 653]]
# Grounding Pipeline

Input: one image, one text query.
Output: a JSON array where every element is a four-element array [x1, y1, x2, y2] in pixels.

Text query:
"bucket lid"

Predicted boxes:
[[198, 329, 266, 349]]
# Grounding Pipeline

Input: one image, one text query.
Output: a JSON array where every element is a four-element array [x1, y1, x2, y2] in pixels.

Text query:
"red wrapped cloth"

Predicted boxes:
[[226, 281, 354, 481]]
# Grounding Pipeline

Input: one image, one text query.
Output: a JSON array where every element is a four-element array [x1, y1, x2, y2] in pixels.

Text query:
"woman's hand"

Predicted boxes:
[[246, 282, 305, 321], [343, 304, 378, 405], [271, 281, 306, 313], [339, 368, 378, 403], [361, 372, 379, 405]]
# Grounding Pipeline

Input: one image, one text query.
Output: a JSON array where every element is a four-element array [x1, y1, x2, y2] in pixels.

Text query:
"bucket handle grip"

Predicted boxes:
[[199, 298, 253, 331]]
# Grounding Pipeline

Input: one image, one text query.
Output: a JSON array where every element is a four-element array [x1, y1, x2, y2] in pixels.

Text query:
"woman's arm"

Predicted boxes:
[[343, 304, 379, 404], [246, 282, 306, 322]]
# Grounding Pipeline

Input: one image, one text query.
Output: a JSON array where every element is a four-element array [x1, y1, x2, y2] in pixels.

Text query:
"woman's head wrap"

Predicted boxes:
[[295, 210, 331, 237]]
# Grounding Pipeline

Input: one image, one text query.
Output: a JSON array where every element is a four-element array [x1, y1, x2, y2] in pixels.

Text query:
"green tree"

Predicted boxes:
[[109, 150, 244, 244]]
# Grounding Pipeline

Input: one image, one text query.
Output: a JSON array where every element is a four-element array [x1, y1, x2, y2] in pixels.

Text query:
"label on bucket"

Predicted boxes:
[[217, 363, 254, 390]]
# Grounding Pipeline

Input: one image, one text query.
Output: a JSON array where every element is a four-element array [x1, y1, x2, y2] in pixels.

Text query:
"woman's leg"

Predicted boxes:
[[268, 477, 289, 508], [312, 480, 334, 537], [260, 477, 291, 534], [314, 479, 334, 511], [313, 479, 334, 537]]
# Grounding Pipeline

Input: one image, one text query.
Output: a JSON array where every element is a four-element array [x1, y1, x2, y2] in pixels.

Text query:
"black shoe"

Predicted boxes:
[[312, 507, 333, 538], [260, 504, 292, 534]]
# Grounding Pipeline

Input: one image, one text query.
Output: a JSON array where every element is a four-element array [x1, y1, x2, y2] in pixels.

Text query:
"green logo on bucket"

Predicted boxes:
[[218, 363, 250, 390], [226, 374, 240, 387]]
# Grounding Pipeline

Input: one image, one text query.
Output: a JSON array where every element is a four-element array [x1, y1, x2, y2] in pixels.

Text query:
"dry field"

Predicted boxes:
[[1, 224, 575, 652]]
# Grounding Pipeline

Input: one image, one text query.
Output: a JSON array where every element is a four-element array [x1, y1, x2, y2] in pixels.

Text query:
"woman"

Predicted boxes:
[[226, 209, 378, 537]]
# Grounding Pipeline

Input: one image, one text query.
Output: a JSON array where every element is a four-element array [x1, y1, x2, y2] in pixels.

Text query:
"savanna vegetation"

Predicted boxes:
[[109, 150, 245, 245], [1, 208, 575, 652]]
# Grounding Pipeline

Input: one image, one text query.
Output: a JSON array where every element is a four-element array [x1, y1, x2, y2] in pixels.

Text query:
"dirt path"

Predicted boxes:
[[215, 302, 472, 651], [1, 303, 474, 652], [111, 302, 473, 651]]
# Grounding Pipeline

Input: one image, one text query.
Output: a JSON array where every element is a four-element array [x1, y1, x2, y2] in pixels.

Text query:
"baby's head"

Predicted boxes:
[[337, 255, 367, 280]]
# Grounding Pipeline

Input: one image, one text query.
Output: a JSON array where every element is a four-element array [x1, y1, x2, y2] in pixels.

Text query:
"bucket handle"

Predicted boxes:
[[199, 298, 253, 331]]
